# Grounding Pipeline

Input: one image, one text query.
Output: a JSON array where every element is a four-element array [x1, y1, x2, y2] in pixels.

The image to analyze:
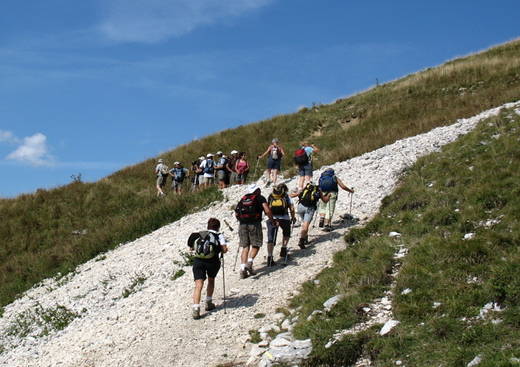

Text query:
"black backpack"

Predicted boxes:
[[190, 231, 221, 259], [235, 194, 262, 223], [298, 183, 319, 208], [294, 148, 309, 166]]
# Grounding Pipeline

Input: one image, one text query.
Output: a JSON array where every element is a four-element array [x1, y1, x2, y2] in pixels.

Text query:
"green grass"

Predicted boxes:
[[288, 108, 520, 366], [1, 39, 520, 310]]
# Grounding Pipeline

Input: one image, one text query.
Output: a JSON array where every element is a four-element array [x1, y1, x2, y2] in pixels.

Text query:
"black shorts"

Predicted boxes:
[[193, 258, 221, 280]]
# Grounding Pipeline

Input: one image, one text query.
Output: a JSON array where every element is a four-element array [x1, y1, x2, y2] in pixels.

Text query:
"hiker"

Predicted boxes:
[[187, 217, 229, 320], [235, 184, 273, 278], [318, 168, 354, 231], [266, 183, 296, 266], [155, 158, 169, 197], [226, 150, 239, 185], [235, 152, 250, 185], [289, 182, 330, 248], [258, 138, 285, 187], [190, 157, 203, 191], [294, 142, 320, 191], [199, 153, 215, 188], [215, 151, 228, 189], [169, 162, 189, 194]]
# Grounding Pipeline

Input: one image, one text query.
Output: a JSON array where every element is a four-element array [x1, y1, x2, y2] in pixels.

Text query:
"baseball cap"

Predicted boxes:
[[246, 184, 260, 195]]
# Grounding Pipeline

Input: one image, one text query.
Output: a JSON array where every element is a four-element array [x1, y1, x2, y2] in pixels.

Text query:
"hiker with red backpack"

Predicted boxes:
[[294, 142, 319, 192], [318, 168, 354, 232], [258, 138, 285, 187], [235, 184, 274, 278], [187, 218, 229, 320], [289, 181, 330, 248], [266, 183, 296, 266]]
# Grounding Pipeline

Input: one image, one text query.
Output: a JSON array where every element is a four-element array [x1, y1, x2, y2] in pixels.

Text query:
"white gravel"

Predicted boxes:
[[1, 101, 519, 367]]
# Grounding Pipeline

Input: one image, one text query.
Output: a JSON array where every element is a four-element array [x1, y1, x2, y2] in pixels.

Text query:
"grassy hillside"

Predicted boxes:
[[288, 108, 520, 366], [1, 39, 520, 311]]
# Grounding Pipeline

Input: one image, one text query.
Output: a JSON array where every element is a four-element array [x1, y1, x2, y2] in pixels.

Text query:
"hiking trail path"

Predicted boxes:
[[1, 101, 519, 367]]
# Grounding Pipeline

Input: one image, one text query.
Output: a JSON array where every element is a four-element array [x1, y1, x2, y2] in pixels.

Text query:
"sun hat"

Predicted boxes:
[[216, 151, 223, 155], [246, 183, 260, 195], [230, 150, 238, 155], [174, 161, 180, 165], [207, 153, 214, 158], [158, 159, 163, 163]]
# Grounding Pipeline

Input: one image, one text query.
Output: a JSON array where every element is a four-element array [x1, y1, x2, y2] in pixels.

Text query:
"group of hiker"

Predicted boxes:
[[154, 139, 322, 197], [185, 139, 354, 319], [154, 150, 251, 197]]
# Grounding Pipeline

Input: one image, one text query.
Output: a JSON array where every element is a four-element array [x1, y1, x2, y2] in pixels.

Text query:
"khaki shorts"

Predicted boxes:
[[203, 176, 215, 185], [156, 175, 167, 187], [239, 222, 263, 248]]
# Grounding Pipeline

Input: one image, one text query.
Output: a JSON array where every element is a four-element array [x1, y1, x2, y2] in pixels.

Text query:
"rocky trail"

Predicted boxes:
[[1, 101, 518, 367]]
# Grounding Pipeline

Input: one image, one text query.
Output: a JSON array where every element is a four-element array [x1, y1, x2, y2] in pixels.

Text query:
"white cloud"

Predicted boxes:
[[0, 130, 19, 144], [6, 133, 53, 166], [99, 0, 274, 43]]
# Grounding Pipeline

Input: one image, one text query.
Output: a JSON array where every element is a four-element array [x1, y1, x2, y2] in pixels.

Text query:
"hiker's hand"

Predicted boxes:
[[256, 155, 261, 160]]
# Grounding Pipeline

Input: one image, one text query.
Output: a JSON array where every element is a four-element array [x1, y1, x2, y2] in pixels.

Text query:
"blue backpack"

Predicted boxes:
[[204, 159, 215, 174], [319, 169, 338, 192], [173, 167, 186, 181]]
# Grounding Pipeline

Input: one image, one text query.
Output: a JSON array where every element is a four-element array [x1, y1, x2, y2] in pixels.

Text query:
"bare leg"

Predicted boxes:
[[206, 278, 215, 298], [193, 279, 205, 304]]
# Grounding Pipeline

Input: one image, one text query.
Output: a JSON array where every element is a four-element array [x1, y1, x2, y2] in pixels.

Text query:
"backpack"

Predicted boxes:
[[271, 146, 281, 160], [193, 231, 221, 259], [298, 183, 319, 208], [203, 159, 214, 174], [294, 148, 309, 166], [268, 193, 288, 216], [173, 167, 186, 182], [319, 169, 338, 192], [159, 164, 169, 176], [235, 193, 262, 223]]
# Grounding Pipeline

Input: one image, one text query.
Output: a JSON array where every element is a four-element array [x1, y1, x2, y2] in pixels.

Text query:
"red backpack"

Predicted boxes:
[[294, 148, 309, 166], [235, 194, 262, 223]]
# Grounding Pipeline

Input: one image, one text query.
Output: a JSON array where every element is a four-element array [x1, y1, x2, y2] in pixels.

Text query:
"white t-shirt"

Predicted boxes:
[[199, 159, 215, 178], [155, 163, 168, 176], [208, 229, 227, 246]]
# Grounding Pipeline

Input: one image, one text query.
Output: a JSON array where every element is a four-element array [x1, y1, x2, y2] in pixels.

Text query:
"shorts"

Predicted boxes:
[[297, 203, 316, 223], [237, 173, 248, 183], [157, 175, 167, 187], [267, 219, 291, 244], [230, 171, 238, 184], [192, 258, 221, 281], [171, 179, 183, 189], [318, 191, 338, 220], [239, 222, 263, 248], [217, 170, 226, 181], [298, 163, 313, 177], [267, 158, 281, 170], [203, 176, 215, 185]]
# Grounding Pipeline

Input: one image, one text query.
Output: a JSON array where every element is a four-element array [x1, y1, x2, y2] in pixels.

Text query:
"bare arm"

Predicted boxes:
[[262, 202, 274, 221], [336, 177, 354, 193], [258, 145, 272, 159], [311, 144, 320, 153]]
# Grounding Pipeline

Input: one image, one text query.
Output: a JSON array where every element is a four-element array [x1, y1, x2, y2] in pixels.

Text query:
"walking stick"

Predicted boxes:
[[252, 158, 260, 182], [223, 219, 234, 232], [221, 253, 227, 314]]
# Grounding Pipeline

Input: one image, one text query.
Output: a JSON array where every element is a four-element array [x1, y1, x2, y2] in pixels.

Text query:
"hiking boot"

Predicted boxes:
[[298, 238, 306, 249], [267, 256, 276, 267], [318, 217, 325, 228], [192, 307, 201, 320], [205, 301, 216, 311], [280, 246, 288, 258], [246, 262, 257, 275], [240, 269, 249, 279]]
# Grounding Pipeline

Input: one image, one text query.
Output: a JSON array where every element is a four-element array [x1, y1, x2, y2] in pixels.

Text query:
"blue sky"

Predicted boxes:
[[0, 0, 518, 197]]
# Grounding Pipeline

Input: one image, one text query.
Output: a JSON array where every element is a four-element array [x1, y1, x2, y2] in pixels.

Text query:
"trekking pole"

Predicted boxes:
[[221, 253, 227, 314], [349, 190, 354, 218], [233, 244, 240, 272], [252, 158, 260, 182], [223, 219, 234, 232]]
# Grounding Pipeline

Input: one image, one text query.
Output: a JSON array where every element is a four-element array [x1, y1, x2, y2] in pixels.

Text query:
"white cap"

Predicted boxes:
[[207, 153, 214, 158], [216, 151, 223, 155], [230, 150, 238, 155], [158, 159, 163, 163], [272, 138, 279, 143], [246, 184, 260, 195], [174, 161, 180, 165], [199, 156, 205, 160]]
